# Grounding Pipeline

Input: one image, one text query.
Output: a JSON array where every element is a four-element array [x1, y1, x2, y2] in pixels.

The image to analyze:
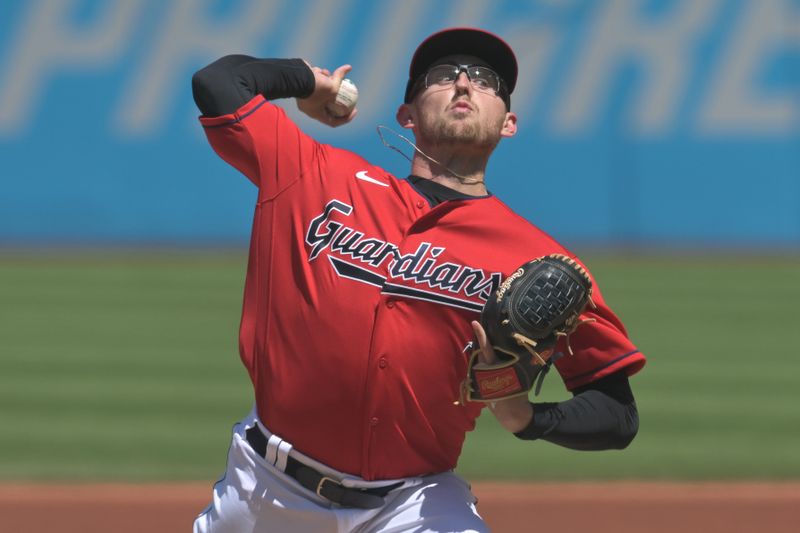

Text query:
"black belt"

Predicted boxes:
[[245, 425, 403, 509]]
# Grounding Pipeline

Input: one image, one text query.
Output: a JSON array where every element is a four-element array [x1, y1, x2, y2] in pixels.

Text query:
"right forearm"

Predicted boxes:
[[191, 56, 315, 116]]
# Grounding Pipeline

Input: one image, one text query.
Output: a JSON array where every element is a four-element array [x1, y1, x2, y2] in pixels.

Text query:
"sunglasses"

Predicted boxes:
[[420, 64, 505, 95]]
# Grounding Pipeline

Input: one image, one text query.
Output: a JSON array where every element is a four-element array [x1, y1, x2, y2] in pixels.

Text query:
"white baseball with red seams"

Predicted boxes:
[[327, 78, 358, 117]]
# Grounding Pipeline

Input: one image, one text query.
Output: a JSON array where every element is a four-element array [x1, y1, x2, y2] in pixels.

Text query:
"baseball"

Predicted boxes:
[[327, 78, 358, 117]]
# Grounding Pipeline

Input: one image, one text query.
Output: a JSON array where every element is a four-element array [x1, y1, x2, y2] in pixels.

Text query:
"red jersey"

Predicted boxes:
[[200, 95, 646, 480]]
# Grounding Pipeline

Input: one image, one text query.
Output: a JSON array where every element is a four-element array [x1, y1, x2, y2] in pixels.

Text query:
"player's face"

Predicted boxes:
[[411, 67, 513, 149]]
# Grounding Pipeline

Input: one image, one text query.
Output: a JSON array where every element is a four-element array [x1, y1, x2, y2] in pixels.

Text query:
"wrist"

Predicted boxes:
[[488, 397, 533, 433]]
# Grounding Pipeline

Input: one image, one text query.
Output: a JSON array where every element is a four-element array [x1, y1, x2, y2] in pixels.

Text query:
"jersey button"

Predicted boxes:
[[385, 299, 395, 309], [416, 200, 425, 209], [379, 357, 388, 369], [370, 417, 379, 426]]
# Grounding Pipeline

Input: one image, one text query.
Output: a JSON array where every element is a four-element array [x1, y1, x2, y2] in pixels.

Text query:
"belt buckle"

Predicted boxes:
[[316, 476, 336, 497]]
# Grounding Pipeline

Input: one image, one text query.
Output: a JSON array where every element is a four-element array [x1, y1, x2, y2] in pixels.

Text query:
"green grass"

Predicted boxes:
[[0, 252, 252, 481], [1, 251, 799, 481]]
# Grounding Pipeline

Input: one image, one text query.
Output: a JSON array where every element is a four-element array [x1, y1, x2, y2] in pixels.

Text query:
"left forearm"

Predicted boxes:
[[486, 396, 534, 433], [514, 391, 639, 450]]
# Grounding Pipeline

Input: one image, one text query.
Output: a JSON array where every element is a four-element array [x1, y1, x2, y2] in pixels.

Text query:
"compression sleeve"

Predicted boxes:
[[192, 55, 315, 117], [513, 371, 639, 450]]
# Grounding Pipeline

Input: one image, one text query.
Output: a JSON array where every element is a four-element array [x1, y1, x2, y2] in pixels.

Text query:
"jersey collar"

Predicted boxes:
[[407, 175, 492, 207]]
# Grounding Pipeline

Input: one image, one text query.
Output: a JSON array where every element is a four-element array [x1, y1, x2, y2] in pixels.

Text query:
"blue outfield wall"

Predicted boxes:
[[0, 0, 798, 248]]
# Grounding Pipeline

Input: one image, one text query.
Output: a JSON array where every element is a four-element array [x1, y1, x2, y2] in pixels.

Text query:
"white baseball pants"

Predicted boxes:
[[193, 409, 488, 533]]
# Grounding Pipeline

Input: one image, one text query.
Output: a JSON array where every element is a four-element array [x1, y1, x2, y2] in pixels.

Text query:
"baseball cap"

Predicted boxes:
[[404, 27, 518, 107]]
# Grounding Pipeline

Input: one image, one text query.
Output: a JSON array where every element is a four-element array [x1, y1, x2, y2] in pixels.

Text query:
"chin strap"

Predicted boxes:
[[376, 125, 485, 186]]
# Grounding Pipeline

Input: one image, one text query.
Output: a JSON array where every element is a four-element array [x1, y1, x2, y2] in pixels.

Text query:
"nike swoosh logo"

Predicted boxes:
[[355, 170, 389, 187]]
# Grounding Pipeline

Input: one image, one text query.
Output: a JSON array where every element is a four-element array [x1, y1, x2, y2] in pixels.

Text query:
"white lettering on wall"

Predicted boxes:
[[0, 0, 797, 139], [699, 0, 800, 135], [443, 0, 493, 28], [281, 0, 345, 62], [114, 0, 280, 136], [335, 0, 426, 126], [0, 0, 143, 136], [503, 24, 559, 123], [553, 0, 720, 135]]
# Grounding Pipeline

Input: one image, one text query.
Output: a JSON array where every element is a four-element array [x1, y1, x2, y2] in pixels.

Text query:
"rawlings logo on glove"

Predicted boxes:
[[459, 254, 596, 404]]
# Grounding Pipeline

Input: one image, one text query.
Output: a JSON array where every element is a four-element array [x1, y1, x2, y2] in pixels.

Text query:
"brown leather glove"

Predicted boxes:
[[462, 254, 595, 403]]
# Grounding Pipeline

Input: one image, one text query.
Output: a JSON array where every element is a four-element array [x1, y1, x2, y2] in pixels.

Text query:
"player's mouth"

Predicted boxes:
[[449, 100, 474, 113]]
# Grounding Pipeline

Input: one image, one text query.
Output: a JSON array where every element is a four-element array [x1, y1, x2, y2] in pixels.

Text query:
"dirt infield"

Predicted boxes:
[[1, 482, 798, 532]]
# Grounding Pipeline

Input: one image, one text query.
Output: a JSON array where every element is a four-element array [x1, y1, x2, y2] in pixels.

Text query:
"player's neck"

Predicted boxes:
[[410, 151, 489, 196]]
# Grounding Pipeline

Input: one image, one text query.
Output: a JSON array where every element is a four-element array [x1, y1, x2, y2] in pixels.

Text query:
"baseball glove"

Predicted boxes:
[[460, 254, 596, 403]]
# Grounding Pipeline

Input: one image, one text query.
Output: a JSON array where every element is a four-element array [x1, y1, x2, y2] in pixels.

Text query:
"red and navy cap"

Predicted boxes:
[[404, 27, 518, 108]]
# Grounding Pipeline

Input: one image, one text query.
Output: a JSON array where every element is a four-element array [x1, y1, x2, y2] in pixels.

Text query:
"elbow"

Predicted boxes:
[[191, 68, 215, 113], [613, 425, 638, 450], [192, 55, 238, 89], [191, 55, 243, 115], [191, 68, 208, 94], [612, 403, 639, 450]]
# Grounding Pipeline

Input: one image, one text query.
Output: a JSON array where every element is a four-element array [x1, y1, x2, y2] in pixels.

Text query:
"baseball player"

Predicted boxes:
[[191, 28, 646, 532]]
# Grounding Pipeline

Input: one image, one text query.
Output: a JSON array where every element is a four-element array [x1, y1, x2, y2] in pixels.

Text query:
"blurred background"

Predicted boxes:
[[1, 0, 799, 489]]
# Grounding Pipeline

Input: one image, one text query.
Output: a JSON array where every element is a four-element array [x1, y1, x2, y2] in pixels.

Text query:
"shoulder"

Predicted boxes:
[[479, 196, 575, 254]]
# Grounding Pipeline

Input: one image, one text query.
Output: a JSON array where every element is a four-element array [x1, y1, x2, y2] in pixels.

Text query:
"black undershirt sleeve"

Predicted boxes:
[[191, 55, 315, 117], [513, 371, 639, 450]]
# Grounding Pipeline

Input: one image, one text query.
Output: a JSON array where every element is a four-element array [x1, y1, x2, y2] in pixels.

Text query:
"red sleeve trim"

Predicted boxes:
[[199, 95, 268, 128], [563, 350, 646, 390]]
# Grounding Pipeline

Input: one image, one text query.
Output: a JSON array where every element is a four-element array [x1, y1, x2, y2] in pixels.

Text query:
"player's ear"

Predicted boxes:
[[500, 111, 517, 138], [396, 104, 415, 130]]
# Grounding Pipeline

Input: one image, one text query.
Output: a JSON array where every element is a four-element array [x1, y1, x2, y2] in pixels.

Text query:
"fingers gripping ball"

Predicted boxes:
[[464, 254, 596, 403], [327, 78, 358, 117]]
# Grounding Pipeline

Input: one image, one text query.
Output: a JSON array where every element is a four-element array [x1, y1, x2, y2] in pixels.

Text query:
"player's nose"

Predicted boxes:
[[453, 72, 473, 97], [454, 71, 471, 89]]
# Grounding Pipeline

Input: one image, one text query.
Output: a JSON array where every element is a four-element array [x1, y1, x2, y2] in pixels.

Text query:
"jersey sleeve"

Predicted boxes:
[[198, 95, 319, 195], [553, 282, 646, 391]]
